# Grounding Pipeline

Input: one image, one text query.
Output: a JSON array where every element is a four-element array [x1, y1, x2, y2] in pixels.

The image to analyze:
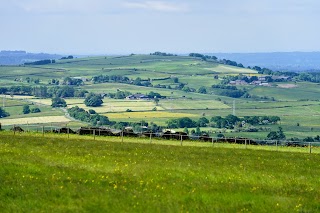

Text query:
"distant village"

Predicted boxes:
[[229, 75, 292, 86]]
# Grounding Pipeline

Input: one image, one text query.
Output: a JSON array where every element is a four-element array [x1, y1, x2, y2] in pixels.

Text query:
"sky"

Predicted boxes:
[[1, 0, 320, 54]]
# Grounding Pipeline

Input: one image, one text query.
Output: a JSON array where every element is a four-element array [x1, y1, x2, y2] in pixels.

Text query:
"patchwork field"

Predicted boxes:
[[0, 116, 71, 126], [105, 111, 197, 125], [0, 54, 320, 139], [160, 99, 230, 110], [205, 64, 257, 74]]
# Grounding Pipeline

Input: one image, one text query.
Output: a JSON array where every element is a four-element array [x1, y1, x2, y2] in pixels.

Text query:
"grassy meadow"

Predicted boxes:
[[0, 132, 320, 212]]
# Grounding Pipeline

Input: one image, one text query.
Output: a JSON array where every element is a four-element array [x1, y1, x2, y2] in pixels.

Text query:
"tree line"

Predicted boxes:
[[68, 106, 112, 126], [24, 59, 56, 65], [0, 85, 88, 98], [150, 52, 177, 56], [166, 115, 280, 130]]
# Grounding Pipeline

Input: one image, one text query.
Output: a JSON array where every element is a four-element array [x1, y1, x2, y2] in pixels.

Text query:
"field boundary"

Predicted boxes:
[[1, 124, 319, 154]]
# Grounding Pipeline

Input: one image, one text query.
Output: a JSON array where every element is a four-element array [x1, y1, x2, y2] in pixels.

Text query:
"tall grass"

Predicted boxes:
[[1, 132, 320, 212]]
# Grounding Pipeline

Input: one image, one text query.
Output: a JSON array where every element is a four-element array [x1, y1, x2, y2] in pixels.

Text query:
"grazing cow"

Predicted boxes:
[[214, 137, 258, 145], [53, 127, 75, 134], [11, 126, 24, 132], [77, 127, 114, 136], [199, 133, 212, 142], [121, 128, 138, 137], [233, 137, 258, 145], [285, 142, 307, 147], [161, 131, 189, 141]]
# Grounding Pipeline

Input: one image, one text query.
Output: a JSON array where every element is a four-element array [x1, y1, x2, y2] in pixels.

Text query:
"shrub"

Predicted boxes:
[[84, 93, 103, 107], [31, 107, 41, 113]]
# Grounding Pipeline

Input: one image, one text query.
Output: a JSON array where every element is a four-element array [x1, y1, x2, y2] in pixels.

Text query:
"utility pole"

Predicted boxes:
[[2, 94, 5, 109], [232, 100, 236, 116]]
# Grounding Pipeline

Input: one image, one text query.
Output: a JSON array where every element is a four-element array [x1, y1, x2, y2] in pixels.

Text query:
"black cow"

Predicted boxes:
[[53, 127, 75, 134], [11, 126, 24, 132]]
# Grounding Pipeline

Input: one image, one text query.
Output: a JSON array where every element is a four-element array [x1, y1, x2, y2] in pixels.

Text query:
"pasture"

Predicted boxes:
[[105, 111, 196, 125], [0, 116, 71, 126], [1, 54, 320, 140], [0, 133, 320, 212]]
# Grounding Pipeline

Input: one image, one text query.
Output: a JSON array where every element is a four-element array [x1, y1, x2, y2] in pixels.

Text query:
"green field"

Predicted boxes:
[[1, 54, 320, 139], [0, 132, 320, 212]]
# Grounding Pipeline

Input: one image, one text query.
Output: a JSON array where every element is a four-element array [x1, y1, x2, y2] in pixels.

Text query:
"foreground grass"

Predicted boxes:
[[1, 133, 320, 212]]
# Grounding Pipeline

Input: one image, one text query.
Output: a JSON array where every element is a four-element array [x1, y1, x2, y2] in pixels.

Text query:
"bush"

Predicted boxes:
[[68, 106, 111, 126], [51, 97, 67, 108], [84, 93, 103, 107], [88, 109, 96, 114], [31, 107, 41, 113], [22, 105, 30, 114], [0, 107, 10, 118]]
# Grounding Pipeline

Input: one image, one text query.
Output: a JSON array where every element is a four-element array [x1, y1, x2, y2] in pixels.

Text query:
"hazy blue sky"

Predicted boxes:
[[1, 0, 320, 54]]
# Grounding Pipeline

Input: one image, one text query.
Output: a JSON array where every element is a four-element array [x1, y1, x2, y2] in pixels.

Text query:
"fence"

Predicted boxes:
[[1, 123, 319, 154]]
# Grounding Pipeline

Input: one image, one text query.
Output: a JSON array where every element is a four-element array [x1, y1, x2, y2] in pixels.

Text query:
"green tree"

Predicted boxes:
[[198, 117, 209, 127], [172, 77, 179, 83], [195, 127, 201, 136], [88, 109, 96, 114], [0, 107, 10, 118], [267, 127, 286, 140], [51, 97, 67, 108], [84, 93, 103, 107], [198, 86, 207, 94], [133, 77, 142, 86], [22, 105, 30, 114]]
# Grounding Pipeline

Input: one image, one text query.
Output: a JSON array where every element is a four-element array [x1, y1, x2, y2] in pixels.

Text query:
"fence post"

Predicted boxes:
[[121, 130, 124, 143], [67, 127, 70, 139], [13, 124, 15, 136], [212, 137, 214, 147], [27, 122, 29, 132], [245, 139, 247, 149], [309, 143, 312, 154], [276, 140, 278, 151], [180, 135, 183, 146], [42, 125, 44, 137], [93, 129, 96, 140], [150, 132, 152, 144]]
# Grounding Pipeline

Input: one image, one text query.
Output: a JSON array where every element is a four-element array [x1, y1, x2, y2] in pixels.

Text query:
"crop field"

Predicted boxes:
[[247, 82, 320, 101], [0, 95, 34, 100], [105, 111, 197, 125], [0, 133, 320, 212], [0, 116, 71, 126], [67, 100, 161, 113], [160, 99, 230, 110], [27, 98, 52, 106], [205, 64, 257, 74]]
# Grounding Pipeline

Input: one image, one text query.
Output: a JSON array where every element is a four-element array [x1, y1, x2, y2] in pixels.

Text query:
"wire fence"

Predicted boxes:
[[1, 123, 320, 154]]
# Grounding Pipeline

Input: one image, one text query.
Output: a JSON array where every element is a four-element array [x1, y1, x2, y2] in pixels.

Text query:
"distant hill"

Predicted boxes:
[[0, 50, 62, 65], [209, 52, 320, 72]]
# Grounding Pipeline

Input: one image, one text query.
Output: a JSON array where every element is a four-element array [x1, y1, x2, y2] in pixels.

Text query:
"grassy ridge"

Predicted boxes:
[[1, 133, 320, 212]]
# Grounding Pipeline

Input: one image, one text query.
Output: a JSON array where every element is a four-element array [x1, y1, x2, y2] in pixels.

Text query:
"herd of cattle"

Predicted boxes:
[[9, 126, 307, 147]]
